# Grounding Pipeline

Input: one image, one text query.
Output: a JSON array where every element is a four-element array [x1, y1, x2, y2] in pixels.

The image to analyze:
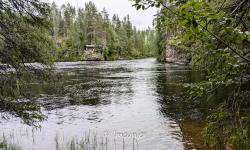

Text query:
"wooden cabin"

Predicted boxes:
[[84, 45, 95, 53]]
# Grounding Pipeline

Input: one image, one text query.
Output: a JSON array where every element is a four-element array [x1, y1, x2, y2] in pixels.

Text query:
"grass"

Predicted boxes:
[[55, 131, 140, 150], [0, 139, 19, 150], [1, 131, 140, 150]]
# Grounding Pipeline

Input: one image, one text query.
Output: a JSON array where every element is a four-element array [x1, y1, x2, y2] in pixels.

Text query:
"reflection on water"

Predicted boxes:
[[0, 58, 210, 150]]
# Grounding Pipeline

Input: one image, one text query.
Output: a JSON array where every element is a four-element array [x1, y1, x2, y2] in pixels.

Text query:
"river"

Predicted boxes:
[[0, 58, 208, 150]]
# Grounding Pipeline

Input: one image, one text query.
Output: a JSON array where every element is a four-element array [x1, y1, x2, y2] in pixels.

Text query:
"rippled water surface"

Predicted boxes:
[[0, 58, 207, 150]]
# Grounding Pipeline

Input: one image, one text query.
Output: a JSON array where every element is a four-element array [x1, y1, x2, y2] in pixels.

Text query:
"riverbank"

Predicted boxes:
[[56, 51, 156, 62]]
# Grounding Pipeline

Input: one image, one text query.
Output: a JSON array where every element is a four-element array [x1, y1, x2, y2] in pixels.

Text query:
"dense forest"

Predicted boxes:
[[49, 2, 157, 61]]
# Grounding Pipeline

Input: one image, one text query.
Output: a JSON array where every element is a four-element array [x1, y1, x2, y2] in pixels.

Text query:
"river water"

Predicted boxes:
[[0, 58, 208, 150]]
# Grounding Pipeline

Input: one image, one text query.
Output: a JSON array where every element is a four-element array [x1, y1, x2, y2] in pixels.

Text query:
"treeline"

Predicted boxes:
[[49, 2, 157, 61]]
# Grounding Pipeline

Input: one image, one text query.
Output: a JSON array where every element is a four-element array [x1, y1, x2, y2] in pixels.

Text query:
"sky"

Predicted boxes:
[[43, 0, 157, 29]]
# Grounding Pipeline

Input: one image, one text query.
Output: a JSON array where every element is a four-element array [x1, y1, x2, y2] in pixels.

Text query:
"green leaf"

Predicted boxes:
[[136, 5, 141, 10]]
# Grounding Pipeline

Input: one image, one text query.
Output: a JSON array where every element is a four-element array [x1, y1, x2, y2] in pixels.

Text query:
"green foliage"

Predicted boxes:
[[0, 0, 54, 126], [0, 139, 19, 150], [133, 0, 250, 148], [0, 0, 54, 70]]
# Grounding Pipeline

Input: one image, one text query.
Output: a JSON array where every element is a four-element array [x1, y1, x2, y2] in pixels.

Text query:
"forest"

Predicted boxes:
[[0, 0, 250, 150], [49, 2, 157, 61]]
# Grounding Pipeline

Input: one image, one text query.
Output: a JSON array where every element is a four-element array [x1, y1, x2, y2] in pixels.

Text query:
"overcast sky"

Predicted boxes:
[[43, 0, 157, 29]]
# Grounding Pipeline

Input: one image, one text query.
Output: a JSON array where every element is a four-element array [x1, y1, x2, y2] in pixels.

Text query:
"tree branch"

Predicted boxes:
[[161, 3, 250, 63]]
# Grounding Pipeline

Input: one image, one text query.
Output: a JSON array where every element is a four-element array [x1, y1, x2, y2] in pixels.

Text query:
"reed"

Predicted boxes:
[[54, 131, 139, 150]]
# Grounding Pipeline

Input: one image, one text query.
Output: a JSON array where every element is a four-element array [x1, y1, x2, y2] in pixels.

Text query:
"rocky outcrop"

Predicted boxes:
[[165, 44, 191, 64], [165, 45, 180, 63], [81, 52, 104, 61]]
